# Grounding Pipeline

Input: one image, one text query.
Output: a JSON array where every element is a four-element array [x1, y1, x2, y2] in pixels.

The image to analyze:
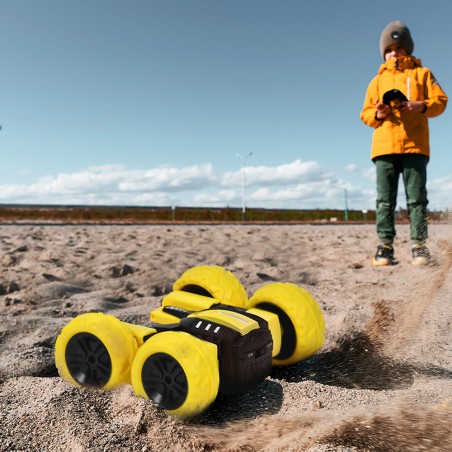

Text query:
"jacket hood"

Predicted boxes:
[[378, 56, 422, 74]]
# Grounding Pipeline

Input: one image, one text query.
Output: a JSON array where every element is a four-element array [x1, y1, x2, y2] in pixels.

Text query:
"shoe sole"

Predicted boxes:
[[372, 257, 398, 266], [412, 257, 428, 266]]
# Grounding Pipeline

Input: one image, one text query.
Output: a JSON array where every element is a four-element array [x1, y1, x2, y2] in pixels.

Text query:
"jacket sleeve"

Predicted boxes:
[[360, 76, 383, 128], [424, 69, 448, 118]]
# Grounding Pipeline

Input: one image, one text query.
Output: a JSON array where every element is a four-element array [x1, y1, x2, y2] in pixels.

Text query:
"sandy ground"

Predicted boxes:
[[0, 222, 451, 451]]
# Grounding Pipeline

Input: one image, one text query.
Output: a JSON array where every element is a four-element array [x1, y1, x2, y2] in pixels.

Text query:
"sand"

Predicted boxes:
[[0, 222, 451, 451]]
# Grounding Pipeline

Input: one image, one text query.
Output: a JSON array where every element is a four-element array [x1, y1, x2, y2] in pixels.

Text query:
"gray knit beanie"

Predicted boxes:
[[380, 20, 414, 59]]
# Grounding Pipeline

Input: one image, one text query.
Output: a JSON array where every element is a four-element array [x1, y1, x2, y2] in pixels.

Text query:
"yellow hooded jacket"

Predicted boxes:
[[360, 56, 447, 160]]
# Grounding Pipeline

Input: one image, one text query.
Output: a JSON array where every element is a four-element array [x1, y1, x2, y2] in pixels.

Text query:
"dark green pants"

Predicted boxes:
[[374, 154, 429, 245]]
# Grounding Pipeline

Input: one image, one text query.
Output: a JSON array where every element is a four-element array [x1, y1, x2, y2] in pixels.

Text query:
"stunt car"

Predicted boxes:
[[55, 265, 325, 418]]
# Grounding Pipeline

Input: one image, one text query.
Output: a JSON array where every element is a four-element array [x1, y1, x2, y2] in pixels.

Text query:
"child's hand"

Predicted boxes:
[[375, 101, 391, 119], [401, 101, 426, 113]]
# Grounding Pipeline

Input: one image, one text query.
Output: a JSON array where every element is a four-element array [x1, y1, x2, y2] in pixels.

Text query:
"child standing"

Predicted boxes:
[[361, 20, 447, 266]]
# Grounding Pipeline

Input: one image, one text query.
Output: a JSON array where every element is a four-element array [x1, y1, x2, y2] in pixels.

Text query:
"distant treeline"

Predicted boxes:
[[0, 204, 448, 223]]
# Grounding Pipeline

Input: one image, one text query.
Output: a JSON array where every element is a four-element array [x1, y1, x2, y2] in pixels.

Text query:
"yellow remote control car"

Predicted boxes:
[[55, 265, 325, 418]]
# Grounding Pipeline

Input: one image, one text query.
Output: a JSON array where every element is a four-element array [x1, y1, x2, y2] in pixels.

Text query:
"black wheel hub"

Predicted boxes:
[[65, 332, 112, 387], [141, 353, 188, 410]]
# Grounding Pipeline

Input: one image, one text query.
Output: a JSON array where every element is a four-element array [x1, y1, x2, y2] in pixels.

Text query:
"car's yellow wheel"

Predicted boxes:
[[131, 331, 219, 418], [246, 283, 325, 366], [55, 313, 138, 389], [173, 265, 247, 308]]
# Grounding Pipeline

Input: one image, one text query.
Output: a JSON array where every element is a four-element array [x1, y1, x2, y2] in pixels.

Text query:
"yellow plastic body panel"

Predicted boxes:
[[162, 290, 218, 311], [247, 307, 281, 357], [121, 322, 157, 347], [189, 309, 259, 336], [150, 306, 181, 324]]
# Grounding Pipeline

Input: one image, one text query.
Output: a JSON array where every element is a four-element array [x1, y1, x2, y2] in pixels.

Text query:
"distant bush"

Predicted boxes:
[[2, 205, 446, 224], [0, 205, 379, 223]]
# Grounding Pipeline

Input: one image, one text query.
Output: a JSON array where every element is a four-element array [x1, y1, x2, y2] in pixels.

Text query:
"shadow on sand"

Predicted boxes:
[[272, 331, 452, 390]]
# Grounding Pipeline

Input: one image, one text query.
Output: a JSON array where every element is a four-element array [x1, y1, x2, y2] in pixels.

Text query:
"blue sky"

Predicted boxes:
[[0, 0, 451, 210]]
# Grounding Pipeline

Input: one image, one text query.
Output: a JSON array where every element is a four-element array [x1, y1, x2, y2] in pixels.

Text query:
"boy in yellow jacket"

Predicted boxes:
[[361, 20, 447, 266]]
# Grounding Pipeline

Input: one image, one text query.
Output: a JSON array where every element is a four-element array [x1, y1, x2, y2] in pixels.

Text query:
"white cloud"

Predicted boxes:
[[0, 160, 450, 211], [427, 176, 452, 210], [362, 166, 376, 182], [119, 164, 215, 192], [222, 160, 328, 187], [192, 190, 236, 206]]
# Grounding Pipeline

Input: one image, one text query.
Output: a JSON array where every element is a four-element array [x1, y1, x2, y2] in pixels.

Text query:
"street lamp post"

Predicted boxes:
[[236, 152, 253, 221], [344, 188, 349, 221]]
